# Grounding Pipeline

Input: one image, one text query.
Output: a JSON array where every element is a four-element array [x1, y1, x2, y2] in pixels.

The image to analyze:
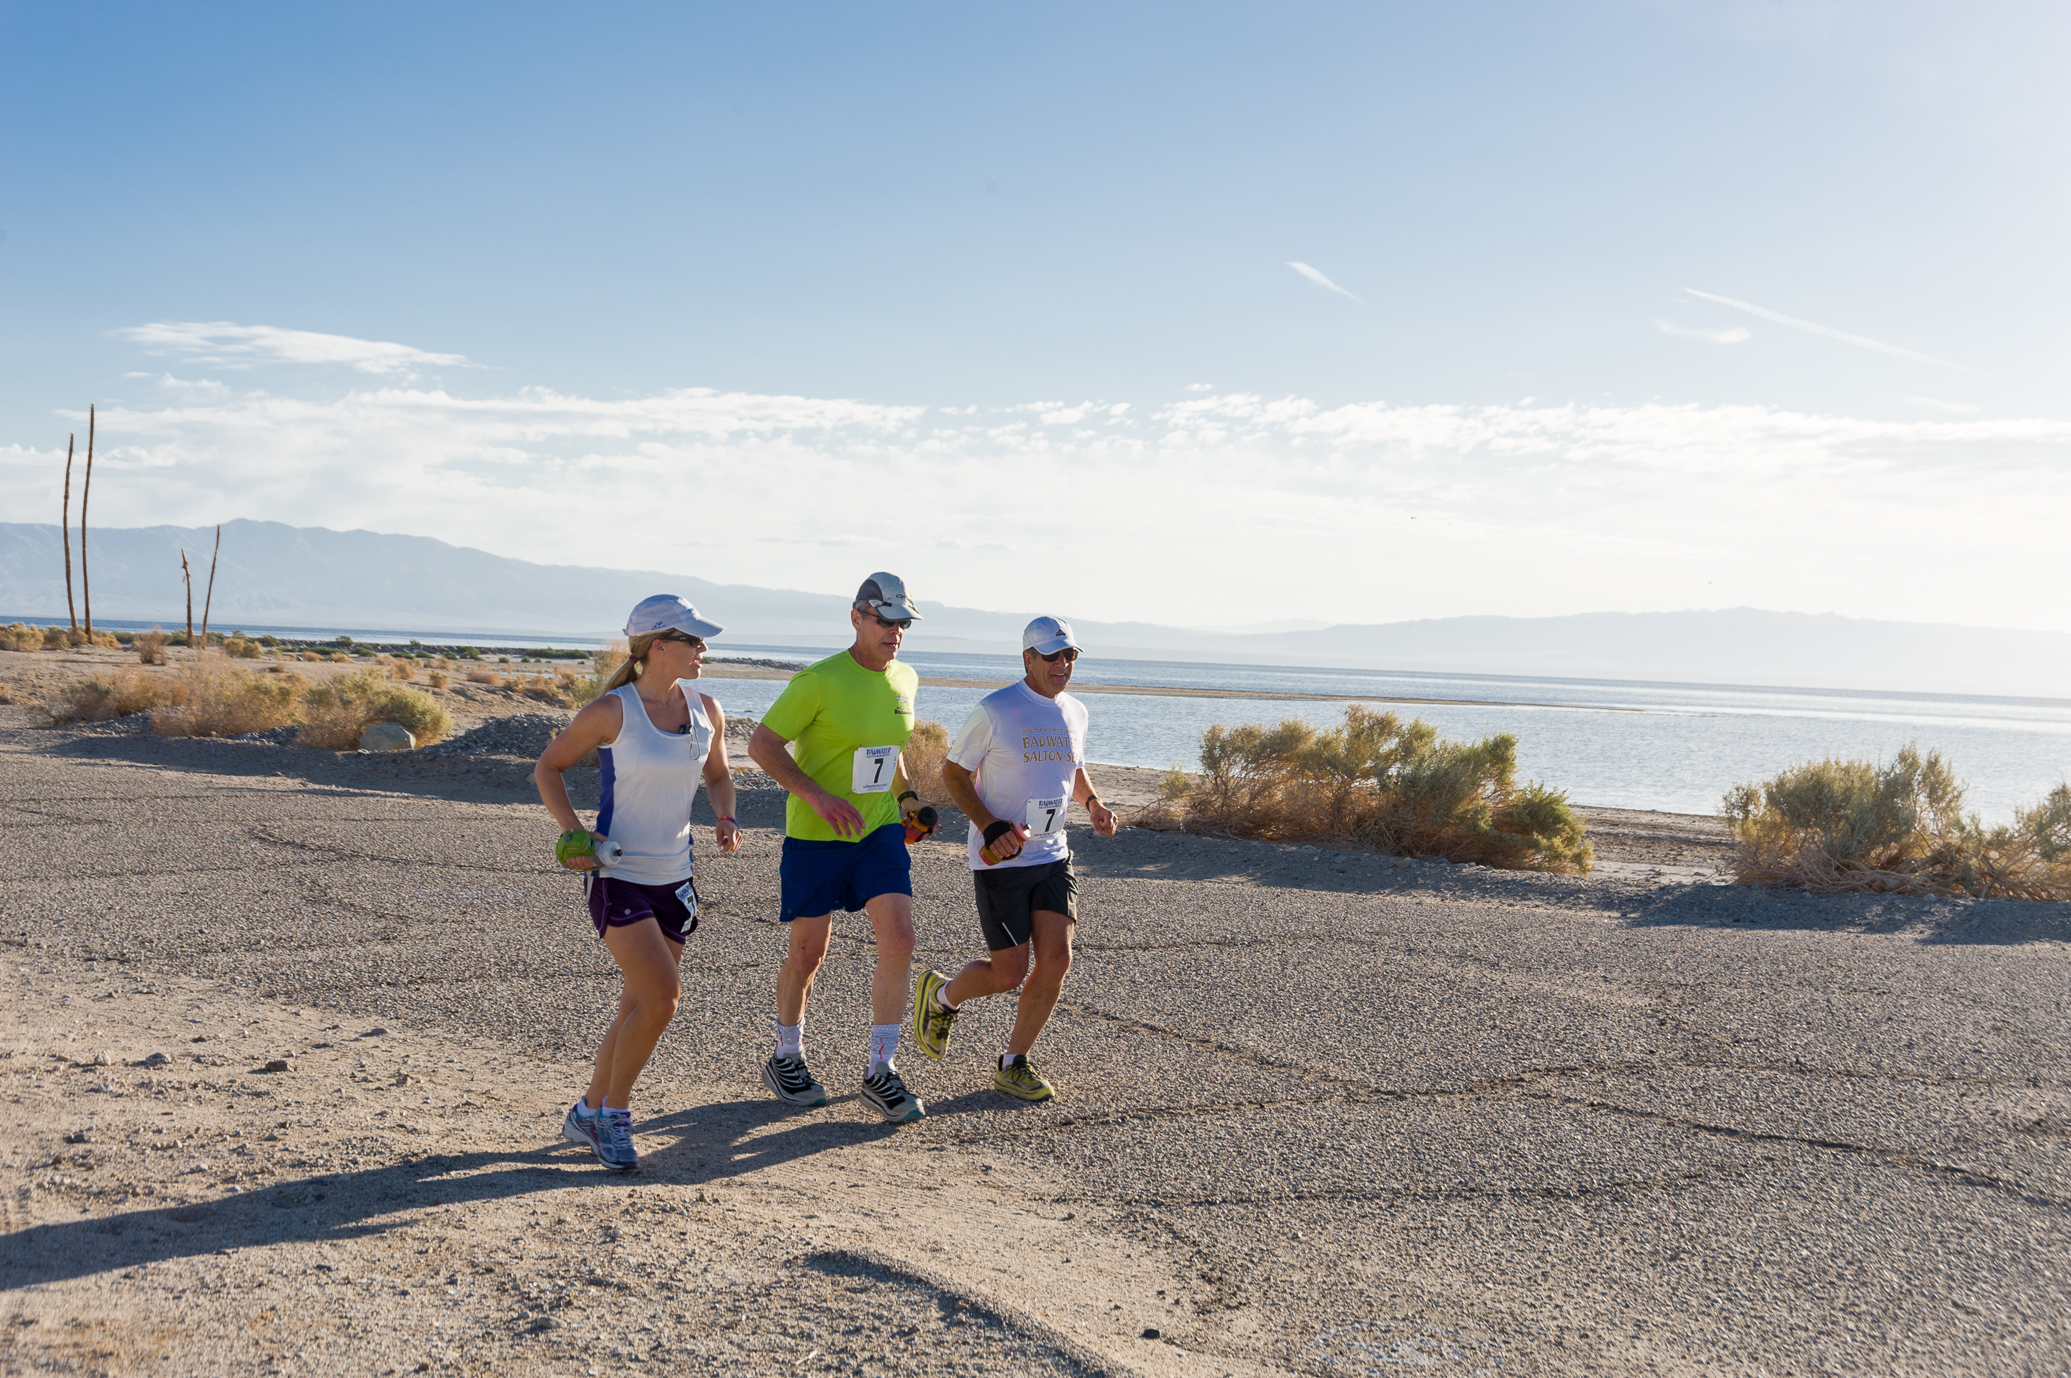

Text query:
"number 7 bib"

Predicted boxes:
[[1026, 796, 1066, 834], [852, 745, 899, 793]]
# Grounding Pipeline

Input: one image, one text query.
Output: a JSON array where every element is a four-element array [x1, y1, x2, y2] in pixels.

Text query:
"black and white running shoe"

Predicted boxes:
[[860, 1061, 925, 1124], [761, 1053, 829, 1107]]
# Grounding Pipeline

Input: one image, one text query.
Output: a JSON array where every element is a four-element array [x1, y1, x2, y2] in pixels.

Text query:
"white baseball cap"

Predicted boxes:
[[625, 594, 724, 640], [854, 572, 923, 622], [1023, 616, 1080, 656]]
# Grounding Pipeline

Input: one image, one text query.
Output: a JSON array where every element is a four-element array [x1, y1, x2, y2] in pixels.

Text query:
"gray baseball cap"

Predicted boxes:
[[625, 594, 724, 640], [854, 572, 923, 622], [1023, 615, 1079, 656]]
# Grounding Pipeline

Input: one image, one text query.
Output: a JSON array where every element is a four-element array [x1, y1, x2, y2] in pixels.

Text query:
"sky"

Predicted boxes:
[[3, 1, 2068, 633]]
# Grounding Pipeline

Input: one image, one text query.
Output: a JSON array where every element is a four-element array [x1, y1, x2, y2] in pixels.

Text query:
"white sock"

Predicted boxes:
[[935, 985, 960, 1011], [1001, 1053, 1020, 1069], [775, 1020, 803, 1058], [869, 1022, 901, 1073], [575, 1097, 599, 1118]]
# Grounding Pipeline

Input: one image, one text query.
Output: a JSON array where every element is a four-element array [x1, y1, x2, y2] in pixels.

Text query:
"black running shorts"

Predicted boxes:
[[971, 858, 1077, 952]]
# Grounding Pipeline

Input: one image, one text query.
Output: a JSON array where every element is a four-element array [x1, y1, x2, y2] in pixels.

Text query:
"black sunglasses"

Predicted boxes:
[[1032, 647, 1079, 664], [654, 632, 705, 649], [870, 614, 912, 630]]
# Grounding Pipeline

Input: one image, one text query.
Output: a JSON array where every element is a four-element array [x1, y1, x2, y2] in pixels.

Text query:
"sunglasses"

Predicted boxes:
[[1032, 647, 1079, 664], [654, 632, 705, 650], [870, 614, 912, 630]]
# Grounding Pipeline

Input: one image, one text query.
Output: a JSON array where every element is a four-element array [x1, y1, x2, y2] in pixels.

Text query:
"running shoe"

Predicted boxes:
[[597, 1107, 639, 1172], [562, 1099, 604, 1152], [911, 969, 960, 1060], [993, 1056, 1055, 1103], [860, 1062, 926, 1124], [761, 1053, 829, 1107]]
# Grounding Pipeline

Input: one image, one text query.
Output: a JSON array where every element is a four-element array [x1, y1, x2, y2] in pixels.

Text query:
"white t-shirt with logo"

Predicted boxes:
[[948, 680, 1090, 871]]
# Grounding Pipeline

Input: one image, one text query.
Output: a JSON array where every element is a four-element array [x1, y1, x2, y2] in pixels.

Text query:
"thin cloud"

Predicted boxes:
[[1911, 396, 1981, 415], [1683, 289, 1980, 373], [1287, 262, 1361, 303], [112, 321, 472, 376], [1655, 320, 1751, 345]]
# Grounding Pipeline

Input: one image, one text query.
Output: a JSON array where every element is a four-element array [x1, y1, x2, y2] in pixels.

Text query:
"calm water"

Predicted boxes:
[[708, 644, 2071, 822]]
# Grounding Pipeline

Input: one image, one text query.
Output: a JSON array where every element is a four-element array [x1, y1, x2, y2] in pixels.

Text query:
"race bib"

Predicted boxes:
[[1026, 796, 1067, 835], [674, 878, 700, 919], [852, 745, 899, 794]]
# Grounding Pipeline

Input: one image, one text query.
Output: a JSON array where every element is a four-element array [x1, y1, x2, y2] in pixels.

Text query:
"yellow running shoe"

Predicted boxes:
[[993, 1055, 1054, 1102], [912, 969, 959, 1060]]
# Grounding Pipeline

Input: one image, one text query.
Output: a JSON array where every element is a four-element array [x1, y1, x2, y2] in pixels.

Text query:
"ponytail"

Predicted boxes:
[[599, 632, 659, 696]]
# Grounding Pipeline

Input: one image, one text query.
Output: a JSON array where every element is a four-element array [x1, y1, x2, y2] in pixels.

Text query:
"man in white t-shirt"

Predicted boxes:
[[910, 615, 1117, 1101]]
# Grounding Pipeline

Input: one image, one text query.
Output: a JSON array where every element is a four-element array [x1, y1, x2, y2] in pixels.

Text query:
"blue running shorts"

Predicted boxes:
[[779, 823, 913, 922]]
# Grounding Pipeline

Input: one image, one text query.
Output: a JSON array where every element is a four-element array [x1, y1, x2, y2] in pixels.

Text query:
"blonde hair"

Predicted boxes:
[[600, 631, 662, 695]]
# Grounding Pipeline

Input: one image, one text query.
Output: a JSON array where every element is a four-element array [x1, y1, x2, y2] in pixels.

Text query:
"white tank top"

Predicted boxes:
[[595, 681, 713, 885]]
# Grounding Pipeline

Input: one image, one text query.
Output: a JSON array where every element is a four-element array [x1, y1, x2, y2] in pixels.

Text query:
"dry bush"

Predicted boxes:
[[1723, 746, 2071, 899], [427, 670, 450, 690], [1149, 705, 1592, 873], [299, 650, 325, 662], [0, 623, 45, 652], [42, 626, 70, 650], [46, 669, 185, 723], [899, 720, 953, 805], [327, 651, 352, 664], [135, 630, 169, 665], [221, 637, 262, 660], [298, 669, 453, 750], [465, 668, 503, 687], [151, 665, 304, 738]]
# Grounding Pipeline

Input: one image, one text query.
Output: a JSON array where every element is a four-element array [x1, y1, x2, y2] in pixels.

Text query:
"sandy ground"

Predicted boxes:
[[4, 687, 2071, 1376]]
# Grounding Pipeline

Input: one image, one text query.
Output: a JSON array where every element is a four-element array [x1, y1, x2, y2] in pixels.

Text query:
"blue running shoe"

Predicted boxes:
[[597, 1108, 639, 1172], [562, 1099, 604, 1152]]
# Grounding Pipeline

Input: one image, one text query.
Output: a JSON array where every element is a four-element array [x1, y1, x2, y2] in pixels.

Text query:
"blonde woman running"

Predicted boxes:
[[535, 595, 741, 1171]]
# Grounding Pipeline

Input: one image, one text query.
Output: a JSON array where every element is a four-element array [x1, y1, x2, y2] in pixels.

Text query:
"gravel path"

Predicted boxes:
[[3, 704, 2069, 1376]]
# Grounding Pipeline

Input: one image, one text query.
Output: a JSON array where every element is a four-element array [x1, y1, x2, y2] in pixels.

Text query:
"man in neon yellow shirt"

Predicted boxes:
[[748, 572, 931, 1123]]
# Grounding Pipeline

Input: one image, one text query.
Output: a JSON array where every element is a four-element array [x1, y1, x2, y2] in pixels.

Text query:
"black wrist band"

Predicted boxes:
[[982, 820, 1015, 845], [898, 790, 919, 804]]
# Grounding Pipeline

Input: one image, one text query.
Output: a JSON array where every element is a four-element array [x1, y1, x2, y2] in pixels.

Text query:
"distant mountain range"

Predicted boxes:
[[3, 520, 2066, 697]]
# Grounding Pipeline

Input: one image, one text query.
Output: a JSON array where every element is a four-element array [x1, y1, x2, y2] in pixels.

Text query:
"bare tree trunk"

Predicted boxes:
[[61, 434, 77, 630], [181, 550, 193, 645], [80, 406, 95, 637], [200, 525, 221, 648]]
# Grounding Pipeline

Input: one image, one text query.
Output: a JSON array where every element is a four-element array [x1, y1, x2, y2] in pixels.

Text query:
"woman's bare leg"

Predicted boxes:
[[583, 919, 683, 1110]]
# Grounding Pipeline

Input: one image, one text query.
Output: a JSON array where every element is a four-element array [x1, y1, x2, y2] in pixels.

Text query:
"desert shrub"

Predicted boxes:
[[0, 623, 41, 652], [298, 669, 453, 749], [427, 670, 450, 690], [259, 634, 280, 648], [1150, 705, 1592, 873], [152, 665, 304, 738], [466, 668, 502, 687], [46, 669, 185, 723], [43, 627, 70, 650], [298, 650, 324, 662], [1722, 746, 2071, 899], [222, 637, 262, 659], [135, 630, 169, 665], [898, 720, 953, 805]]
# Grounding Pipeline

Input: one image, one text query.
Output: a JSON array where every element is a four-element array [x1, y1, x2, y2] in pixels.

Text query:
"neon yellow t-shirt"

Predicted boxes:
[[761, 649, 920, 842]]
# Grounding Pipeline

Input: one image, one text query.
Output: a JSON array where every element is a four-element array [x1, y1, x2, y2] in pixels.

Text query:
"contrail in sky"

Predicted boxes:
[[1684, 288, 1980, 372], [1288, 261, 1361, 302]]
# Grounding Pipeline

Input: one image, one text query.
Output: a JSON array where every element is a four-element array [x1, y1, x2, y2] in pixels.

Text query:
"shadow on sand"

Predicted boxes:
[[0, 1095, 970, 1290]]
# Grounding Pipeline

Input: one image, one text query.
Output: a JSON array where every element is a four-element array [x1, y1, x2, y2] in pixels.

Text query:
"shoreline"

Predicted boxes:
[[697, 660, 1646, 712]]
